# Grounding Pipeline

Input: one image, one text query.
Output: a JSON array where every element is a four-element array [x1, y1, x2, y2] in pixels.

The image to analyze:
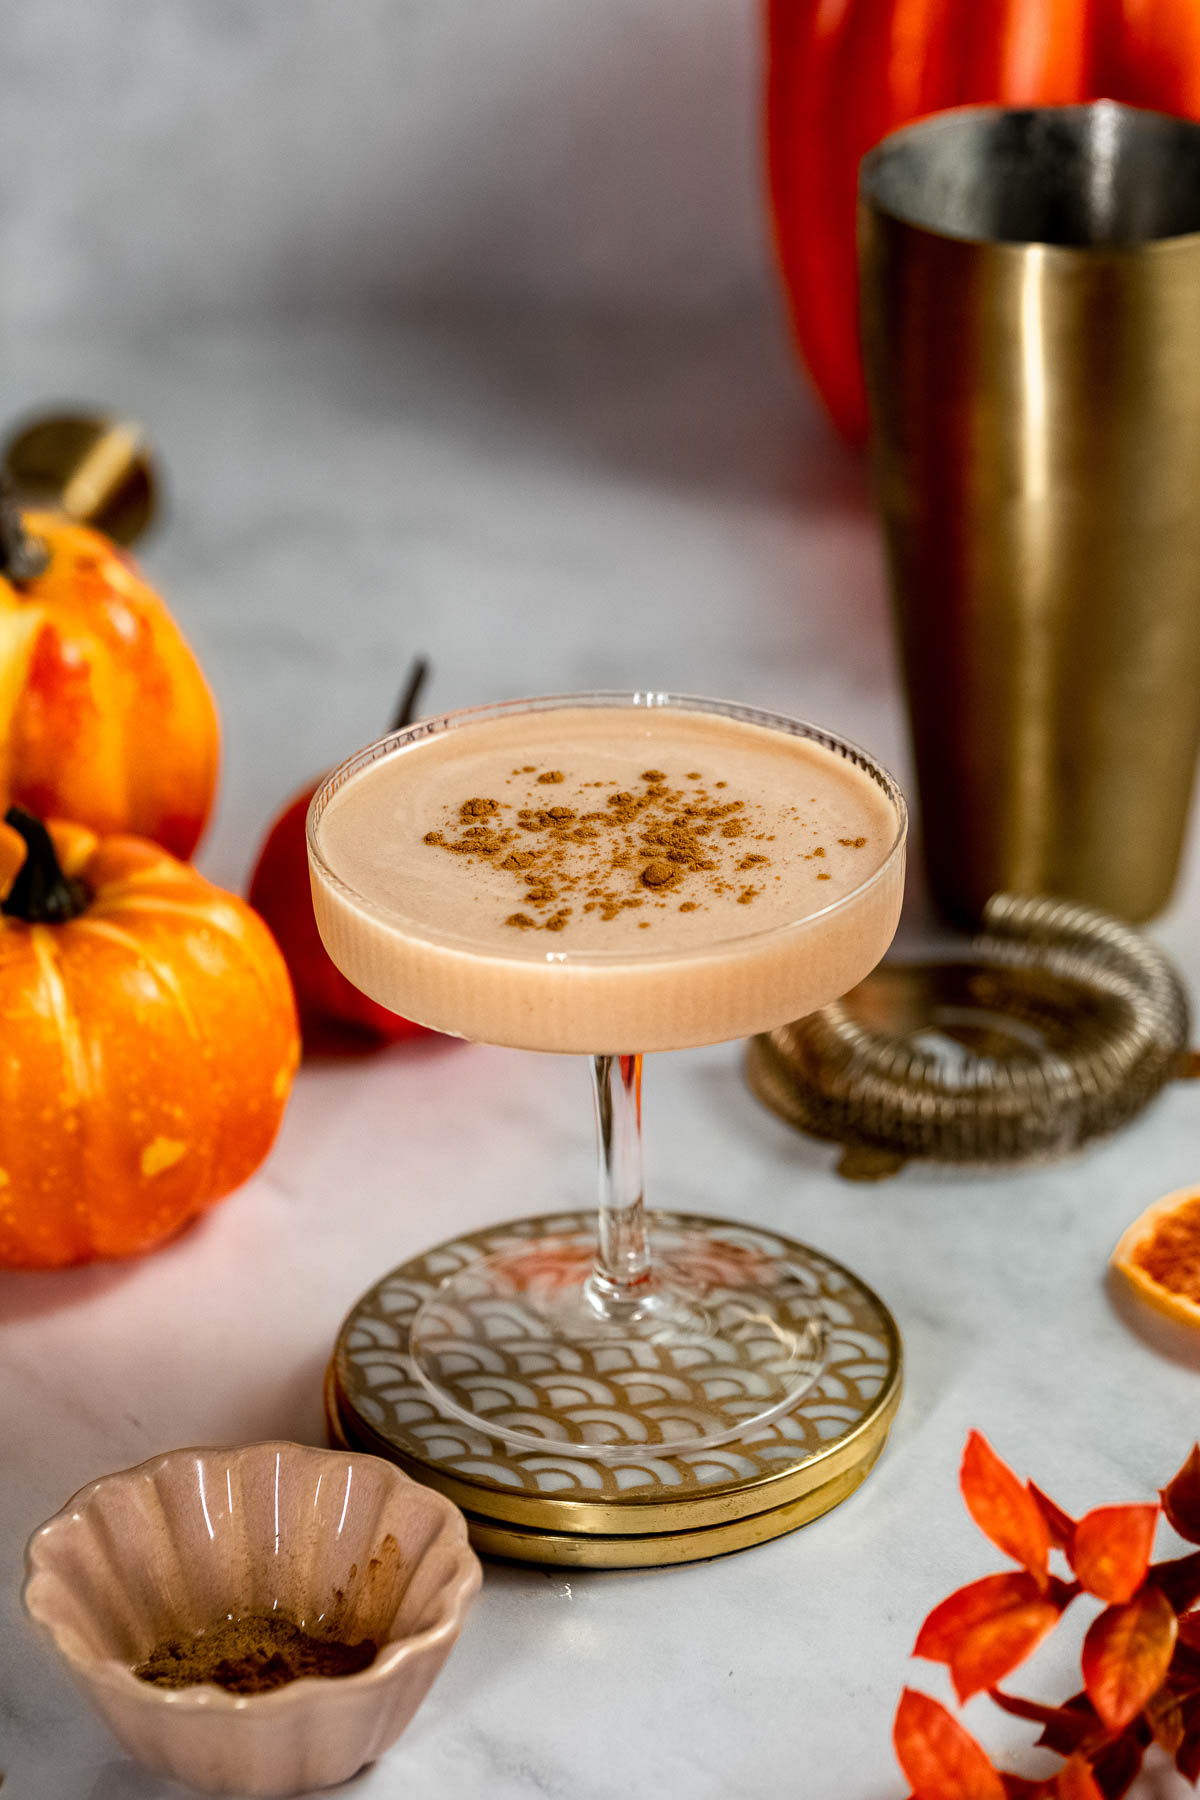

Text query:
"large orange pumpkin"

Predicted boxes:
[[767, 0, 1200, 445], [0, 808, 299, 1269], [0, 506, 219, 857]]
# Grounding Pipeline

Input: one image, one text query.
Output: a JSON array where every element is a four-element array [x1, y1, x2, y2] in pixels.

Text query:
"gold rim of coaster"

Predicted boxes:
[[330, 1378, 886, 1567], [330, 1210, 902, 1537], [327, 1362, 901, 1536], [748, 894, 1191, 1174], [327, 1364, 886, 1568]]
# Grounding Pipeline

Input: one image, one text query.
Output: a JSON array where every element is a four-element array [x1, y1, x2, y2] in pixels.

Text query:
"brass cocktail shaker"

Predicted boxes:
[[860, 102, 1200, 924]]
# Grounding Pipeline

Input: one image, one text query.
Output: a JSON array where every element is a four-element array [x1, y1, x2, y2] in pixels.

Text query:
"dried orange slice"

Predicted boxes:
[[1112, 1187, 1200, 1329]]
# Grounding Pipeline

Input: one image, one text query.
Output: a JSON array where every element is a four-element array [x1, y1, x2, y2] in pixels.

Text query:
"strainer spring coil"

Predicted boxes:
[[746, 893, 1190, 1166]]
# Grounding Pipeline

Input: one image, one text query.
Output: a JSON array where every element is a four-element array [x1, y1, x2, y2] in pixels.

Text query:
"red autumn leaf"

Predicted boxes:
[[988, 1688, 1095, 1755], [1029, 1482, 1076, 1553], [1144, 1684, 1185, 1755], [916, 1574, 1051, 1660], [1162, 1446, 1200, 1545], [1056, 1755, 1104, 1800], [1171, 1662, 1200, 1752], [916, 1572, 1065, 1701], [1069, 1506, 1158, 1604], [961, 1433, 1051, 1585], [1082, 1585, 1178, 1731], [894, 1688, 1007, 1800], [1179, 1715, 1200, 1784], [1152, 1549, 1200, 1613], [1088, 1730, 1147, 1800]]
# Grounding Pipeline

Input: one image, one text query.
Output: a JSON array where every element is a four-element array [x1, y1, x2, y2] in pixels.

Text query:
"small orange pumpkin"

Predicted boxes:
[[0, 808, 299, 1269], [0, 504, 219, 858]]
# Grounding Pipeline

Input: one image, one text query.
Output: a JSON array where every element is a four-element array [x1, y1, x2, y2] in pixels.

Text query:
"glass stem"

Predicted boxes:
[[587, 1053, 653, 1317]]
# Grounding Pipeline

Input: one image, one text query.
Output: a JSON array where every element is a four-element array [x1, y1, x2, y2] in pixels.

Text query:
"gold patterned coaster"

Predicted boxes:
[[330, 1211, 901, 1542], [326, 1369, 887, 1567]]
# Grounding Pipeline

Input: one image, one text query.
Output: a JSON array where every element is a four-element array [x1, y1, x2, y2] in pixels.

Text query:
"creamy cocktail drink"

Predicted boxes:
[[310, 703, 903, 1054], [308, 694, 907, 1459]]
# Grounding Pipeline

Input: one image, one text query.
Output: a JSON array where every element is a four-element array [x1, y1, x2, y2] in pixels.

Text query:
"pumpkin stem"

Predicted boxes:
[[388, 657, 430, 733], [1, 807, 91, 923], [0, 478, 50, 585]]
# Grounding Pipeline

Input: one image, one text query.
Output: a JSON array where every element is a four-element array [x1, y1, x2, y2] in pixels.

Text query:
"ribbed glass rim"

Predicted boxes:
[[305, 691, 908, 967]]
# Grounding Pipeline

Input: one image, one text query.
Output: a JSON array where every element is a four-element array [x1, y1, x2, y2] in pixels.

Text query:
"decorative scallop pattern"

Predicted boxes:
[[334, 1212, 901, 1526]]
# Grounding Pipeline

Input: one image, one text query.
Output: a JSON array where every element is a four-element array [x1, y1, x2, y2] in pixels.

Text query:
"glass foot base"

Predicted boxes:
[[408, 1219, 829, 1461]]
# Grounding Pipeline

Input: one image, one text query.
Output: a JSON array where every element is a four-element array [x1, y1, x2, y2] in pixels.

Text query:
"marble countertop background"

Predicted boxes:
[[1, 312, 1198, 1800], [2, 5, 1200, 1795]]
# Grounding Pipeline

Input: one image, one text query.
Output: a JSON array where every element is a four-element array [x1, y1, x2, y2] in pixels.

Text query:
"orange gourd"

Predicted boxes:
[[0, 505, 219, 857], [0, 808, 299, 1268], [767, 0, 1200, 445]]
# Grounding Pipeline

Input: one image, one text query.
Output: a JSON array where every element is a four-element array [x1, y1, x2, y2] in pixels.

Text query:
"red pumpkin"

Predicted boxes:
[[767, 0, 1200, 445], [0, 809, 299, 1268], [249, 781, 428, 1044], [0, 508, 219, 857], [248, 660, 433, 1046]]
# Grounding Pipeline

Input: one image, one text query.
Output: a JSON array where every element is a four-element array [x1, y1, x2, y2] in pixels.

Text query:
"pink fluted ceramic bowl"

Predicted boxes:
[[23, 1441, 482, 1797]]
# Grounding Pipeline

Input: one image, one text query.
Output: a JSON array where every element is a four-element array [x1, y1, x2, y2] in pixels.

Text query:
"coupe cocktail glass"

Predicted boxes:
[[307, 693, 906, 1461]]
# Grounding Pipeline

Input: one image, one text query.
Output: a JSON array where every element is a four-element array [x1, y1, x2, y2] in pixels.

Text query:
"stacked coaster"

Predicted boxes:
[[325, 1210, 902, 1569]]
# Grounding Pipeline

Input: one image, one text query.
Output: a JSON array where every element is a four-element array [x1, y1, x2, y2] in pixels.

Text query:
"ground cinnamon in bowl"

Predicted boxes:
[[134, 1613, 378, 1695]]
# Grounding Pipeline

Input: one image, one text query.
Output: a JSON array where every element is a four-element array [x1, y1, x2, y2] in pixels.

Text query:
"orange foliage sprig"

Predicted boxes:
[[895, 1434, 1200, 1800]]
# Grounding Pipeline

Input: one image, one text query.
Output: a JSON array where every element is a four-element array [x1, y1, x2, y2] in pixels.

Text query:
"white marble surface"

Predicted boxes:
[[2, 312, 1199, 1800]]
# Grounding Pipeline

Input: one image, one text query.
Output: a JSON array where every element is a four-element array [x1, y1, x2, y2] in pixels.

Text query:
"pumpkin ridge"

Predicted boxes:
[[89, 888, 297, 1101], [0, 602, 44, 800], [74, 917, 202, 1042], [30, 928, 91, 1104], [210, 903, 300, 1035], [29, 926, 93, 1259], [106, 894, 255, 939], [97, 862, 202, 897], [107, 609, 136, 833], [83, 610, 133, 833], [64, 898, 223, 1253]]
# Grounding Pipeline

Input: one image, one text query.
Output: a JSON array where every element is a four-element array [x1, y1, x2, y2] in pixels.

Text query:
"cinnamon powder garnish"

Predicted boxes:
[[421, 763, 864, 935], [641, 860, 678, 889]]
